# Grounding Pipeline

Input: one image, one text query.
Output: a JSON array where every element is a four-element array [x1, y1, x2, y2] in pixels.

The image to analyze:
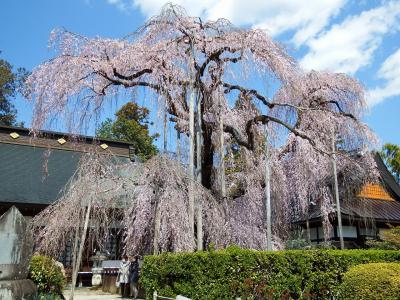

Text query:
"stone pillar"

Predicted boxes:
[[0, 206, 37, 299]]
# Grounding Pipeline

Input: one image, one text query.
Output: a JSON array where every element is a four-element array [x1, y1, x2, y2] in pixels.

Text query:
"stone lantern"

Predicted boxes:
[[89, 251, 107, 286]]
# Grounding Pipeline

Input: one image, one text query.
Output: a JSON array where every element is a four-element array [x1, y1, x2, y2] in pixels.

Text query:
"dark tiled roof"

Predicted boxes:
[[0, 125, 133, 158], [342, 153, 400, 222], [0, 125, 133, 148], [305, 198, 400, 223], [375, 153, 400, 201], [299, 153, 400, 223], [341, 198, 400, 222], [0, 143, 80, 205]]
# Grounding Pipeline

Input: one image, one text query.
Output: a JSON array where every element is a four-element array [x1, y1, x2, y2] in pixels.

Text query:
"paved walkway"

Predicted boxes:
[[63, 287, 144, 300]]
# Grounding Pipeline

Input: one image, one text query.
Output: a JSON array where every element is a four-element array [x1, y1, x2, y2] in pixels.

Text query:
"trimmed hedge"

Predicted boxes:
[[338, 263, 400, 300], [140, 247, 400, 300]]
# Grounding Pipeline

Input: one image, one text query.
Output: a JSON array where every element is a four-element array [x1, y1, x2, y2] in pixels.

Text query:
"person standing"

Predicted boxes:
[[118, 255, 131, 298], [129, 255, 141, 299]]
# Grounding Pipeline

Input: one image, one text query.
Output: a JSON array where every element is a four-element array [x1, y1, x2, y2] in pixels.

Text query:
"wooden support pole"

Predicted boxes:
[[69, 220, 80, 300], [177, 131, 181, 161], [163, 110, 167, 153], [332, 133, 344, 250], [153, 201, 161, 255], [196, 93, 203, 251], [70, 199, 92, 300], [219, 102, 226, 198], [188, 40, 195, 239], [264, 127, 272, 250]]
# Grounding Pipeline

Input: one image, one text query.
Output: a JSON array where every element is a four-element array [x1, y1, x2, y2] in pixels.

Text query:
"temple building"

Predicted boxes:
[[299, 153, 400, 248], [0, 125, 135, 264]]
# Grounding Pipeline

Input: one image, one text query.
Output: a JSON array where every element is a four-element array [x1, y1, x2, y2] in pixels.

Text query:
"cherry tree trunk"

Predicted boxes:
[[201, 125, 214, 189]]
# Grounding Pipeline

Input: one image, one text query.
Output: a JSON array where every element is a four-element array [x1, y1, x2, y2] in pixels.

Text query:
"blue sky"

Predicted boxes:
[[1, 0, 399, 147]]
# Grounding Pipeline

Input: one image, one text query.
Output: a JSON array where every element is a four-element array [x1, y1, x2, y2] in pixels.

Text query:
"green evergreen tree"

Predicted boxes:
[[97, 102, 159, 160], [0, 53, 28, 126], [380, 143, 400, 183]]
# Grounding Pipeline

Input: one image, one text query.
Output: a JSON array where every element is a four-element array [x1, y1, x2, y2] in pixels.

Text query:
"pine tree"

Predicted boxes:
[[97, 102, 159, 160], [0, 54, 27, 126]]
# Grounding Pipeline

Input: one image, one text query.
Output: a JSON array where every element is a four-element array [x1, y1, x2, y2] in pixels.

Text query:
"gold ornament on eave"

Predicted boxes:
[[57, 138, 67, 145], [100, 143, 109, 150], [10, 132, 20, 139]]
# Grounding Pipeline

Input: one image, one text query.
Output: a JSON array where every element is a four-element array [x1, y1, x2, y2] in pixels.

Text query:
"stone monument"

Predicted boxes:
[[0, 206, 37, 299]]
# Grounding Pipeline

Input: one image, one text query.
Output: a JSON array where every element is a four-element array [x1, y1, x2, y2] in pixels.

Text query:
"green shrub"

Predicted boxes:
[[29, 255, 66, 295], [29, 293, 62, 300], [366, 240, 400, 250], [285, 238, 310, 250], [140, 249, 400, 300], [338, 263, 400, 300], [367, 226, 400, 250]]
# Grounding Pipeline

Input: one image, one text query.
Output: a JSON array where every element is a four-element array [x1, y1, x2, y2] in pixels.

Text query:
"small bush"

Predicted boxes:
[[338, 263, 400, 300], [285, 238, 310, 250], [29, 255, 66, 295], [30, 293, 62, 300], [367, 226, 400, 250], [140, 249, 400, 300], [366, 240, 400, 250]]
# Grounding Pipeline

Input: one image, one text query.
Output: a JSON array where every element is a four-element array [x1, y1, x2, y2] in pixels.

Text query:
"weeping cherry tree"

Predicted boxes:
[[26, 4, 379, 259]]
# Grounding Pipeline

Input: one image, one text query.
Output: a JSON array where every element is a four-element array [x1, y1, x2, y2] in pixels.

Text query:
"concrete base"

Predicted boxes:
[[0, 279, 37, 300]]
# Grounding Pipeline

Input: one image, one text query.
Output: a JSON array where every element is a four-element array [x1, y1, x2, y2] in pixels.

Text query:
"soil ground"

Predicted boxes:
[[62, 287, 144, 300]]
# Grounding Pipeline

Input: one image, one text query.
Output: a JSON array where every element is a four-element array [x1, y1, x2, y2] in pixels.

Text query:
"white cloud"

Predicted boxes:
[[300, 1, 400, 74], [105, 0, 400, 108], [106, 0, 346, 46], [106, 0, 129, 11], [251, 0, 346, 46], [368, 48, 400, 107]]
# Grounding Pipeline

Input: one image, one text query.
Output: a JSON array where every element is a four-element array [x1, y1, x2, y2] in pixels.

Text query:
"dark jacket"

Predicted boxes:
[[129, 260, 140, 283]]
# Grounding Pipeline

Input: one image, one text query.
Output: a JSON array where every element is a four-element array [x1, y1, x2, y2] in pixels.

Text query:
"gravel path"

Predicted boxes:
[[63, 287, 144, 300]]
